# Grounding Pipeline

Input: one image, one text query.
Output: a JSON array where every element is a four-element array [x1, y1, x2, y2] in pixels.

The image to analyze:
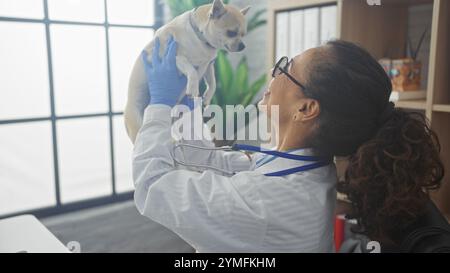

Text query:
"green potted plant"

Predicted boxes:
[[164, 0, 267, 141], [164, 0, 267, 106]]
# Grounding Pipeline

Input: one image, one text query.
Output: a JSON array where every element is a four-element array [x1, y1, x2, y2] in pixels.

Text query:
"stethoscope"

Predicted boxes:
[[172, 143, 332, 176]]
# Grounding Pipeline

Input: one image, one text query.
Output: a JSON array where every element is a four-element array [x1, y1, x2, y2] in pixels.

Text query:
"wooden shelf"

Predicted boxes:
[[384, 0, 434, 5], [433, 104, 450, 113], [394, 99, 427, 110]]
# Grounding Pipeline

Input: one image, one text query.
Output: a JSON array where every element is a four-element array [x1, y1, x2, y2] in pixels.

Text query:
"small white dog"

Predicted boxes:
[[124, 0, 250, 143]]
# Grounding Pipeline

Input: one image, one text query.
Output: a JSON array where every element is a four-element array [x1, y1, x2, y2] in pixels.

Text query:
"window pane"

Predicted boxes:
[[57, 117, 112, 203], [0, 122, 55, 216], [303, 8, 319, 51], [275, 12, 288, 62], [109, 27, 153, 112], [0, 0, 44, 19], [50, 25, 108, 116], [0, 22, 50, 120], [107, 0, 154, 25], [289, 10, 303, 57], [48, 0, 105, 23], [113, 115, 133, 193], [320, 6, 337, 44]]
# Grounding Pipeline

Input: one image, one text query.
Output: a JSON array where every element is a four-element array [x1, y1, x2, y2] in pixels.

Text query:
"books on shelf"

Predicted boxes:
[[389, 90, 427, 101]]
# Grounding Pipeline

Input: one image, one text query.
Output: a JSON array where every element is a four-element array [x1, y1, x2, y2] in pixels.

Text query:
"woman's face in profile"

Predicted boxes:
[[258, 48, 317, 124]]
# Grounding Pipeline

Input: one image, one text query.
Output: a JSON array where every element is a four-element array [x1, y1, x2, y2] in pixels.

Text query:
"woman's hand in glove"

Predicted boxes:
[[142, 36, 187, 107]]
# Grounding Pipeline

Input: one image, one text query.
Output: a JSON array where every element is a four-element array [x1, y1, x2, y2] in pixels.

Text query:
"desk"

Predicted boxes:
[[0, 214, 70, 253]]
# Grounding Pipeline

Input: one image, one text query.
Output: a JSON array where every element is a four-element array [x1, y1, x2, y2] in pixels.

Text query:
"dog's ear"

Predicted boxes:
[[210, 0, 226, 19], [240, 6, 251, 15]]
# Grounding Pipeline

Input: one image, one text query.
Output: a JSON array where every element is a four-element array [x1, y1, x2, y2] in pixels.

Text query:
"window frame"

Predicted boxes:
[[0, 0, 163, 219]]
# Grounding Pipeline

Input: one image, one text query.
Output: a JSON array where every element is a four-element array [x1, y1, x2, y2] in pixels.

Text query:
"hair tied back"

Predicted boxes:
[[378, 101, 395, 126]]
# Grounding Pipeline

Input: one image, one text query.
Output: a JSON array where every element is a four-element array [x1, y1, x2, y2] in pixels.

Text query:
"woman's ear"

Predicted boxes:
[[294, 99, 320, 122]]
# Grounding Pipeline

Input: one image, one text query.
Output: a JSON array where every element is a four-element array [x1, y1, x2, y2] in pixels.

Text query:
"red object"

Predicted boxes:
[[334, 215, 346, 252]]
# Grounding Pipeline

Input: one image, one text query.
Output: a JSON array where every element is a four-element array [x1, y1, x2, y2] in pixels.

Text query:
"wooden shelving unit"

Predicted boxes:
[[427, 0, 450, 218], [268, 0, 450, 219], [395, 99, 427, 110], [433, 104, 450, 113]]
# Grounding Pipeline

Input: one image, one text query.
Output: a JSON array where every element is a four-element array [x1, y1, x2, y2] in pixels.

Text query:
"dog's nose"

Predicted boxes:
[[238, 42, 246, 51]]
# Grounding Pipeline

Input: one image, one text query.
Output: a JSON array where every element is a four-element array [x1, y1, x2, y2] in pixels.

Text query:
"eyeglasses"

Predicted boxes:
[[272, 56, 306, 91]]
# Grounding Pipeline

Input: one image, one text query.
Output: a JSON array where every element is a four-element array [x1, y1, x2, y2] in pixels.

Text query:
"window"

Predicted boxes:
[[0, 0, 161, 218], [275, 5, 337, 62], [0, 122, 55, 215]]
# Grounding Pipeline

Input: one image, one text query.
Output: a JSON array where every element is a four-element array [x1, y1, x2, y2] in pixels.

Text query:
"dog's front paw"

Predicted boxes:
[[203, 88, 216, 105], [203, 94, 214, 106], [185, 83, 200, 98]]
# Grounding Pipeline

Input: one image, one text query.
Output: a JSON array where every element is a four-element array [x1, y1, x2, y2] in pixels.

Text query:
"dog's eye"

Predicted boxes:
[[227, 30, 238, 38]]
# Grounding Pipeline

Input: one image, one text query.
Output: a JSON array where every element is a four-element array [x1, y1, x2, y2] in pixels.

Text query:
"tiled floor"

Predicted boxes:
[[41, 200, 194, 253]]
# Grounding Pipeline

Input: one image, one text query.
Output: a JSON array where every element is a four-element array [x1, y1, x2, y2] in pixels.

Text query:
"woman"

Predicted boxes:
[[132, 37, 446, 252]]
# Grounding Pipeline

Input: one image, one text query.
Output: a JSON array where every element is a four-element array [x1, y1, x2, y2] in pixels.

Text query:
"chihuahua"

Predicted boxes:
[[124, 0, 250, 143]]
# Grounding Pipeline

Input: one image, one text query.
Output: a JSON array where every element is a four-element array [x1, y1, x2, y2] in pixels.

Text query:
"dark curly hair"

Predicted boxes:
[[302, 40, 445, 244]]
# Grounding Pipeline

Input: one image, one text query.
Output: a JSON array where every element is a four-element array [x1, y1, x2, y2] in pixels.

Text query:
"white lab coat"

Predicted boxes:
[[132, 105, 337, 252]]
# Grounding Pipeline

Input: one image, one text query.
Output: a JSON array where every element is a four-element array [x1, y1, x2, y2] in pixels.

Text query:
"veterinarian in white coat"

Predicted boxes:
[[132, 37, 337, 252]]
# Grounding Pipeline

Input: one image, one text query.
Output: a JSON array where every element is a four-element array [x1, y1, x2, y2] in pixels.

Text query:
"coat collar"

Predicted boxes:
[[254, 148, 321, 176]]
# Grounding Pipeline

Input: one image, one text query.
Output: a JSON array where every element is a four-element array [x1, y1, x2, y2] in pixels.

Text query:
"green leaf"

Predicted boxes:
[[242, 74, 266, 106], [249, 8, 266, 22], [164, 0, 189, 17], [212, 81, 224, 106], [165, 0, 232, 18], [164, 0, 197, 17], [210, 95, 218, 105], [193, 0, 216, 7], [248, 20, 267, 33], [231, 57, 249, 98], [215, 50, 233, 95], [249, 74, 267, 96], [247, 9, 267, 33]]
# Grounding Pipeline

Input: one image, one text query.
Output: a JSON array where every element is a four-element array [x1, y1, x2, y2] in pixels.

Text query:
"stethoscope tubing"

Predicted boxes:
[[172, 143, 332, 177]]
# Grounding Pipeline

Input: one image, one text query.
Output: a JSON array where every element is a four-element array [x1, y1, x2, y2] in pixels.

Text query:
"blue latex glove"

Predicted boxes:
[[142, 36, 187, 107], [180, 96, 195, 110]]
